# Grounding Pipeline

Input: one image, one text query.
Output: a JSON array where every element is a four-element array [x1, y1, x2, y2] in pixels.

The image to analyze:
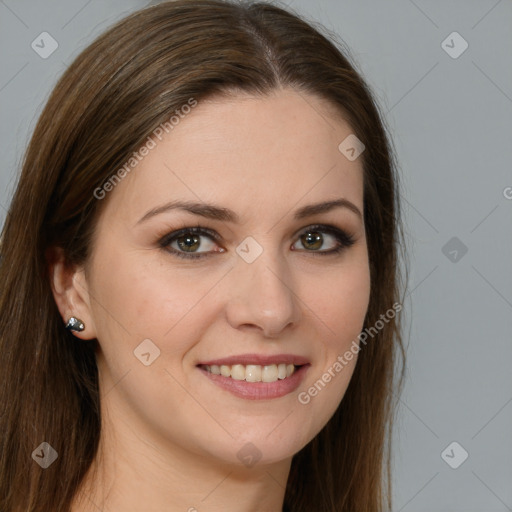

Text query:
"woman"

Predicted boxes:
[[0, 1, 407, 510]]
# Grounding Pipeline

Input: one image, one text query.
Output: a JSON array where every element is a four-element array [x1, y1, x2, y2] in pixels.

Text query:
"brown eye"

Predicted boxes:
[[176, 233, 201, 252], [300, 231, 324, 250], [291, 224, 356, 255], [159, 227, 223, 259]]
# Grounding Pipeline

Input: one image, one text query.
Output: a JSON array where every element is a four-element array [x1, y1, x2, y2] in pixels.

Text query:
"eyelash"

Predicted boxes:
[[158, 224, 356, 260]]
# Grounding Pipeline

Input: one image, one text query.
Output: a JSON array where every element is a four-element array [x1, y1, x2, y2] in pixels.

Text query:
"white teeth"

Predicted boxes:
[[231, 364, 246, 380], [245, 365, 262, 382], [262, 365, 278, 382], [204, 363, 297, 382]]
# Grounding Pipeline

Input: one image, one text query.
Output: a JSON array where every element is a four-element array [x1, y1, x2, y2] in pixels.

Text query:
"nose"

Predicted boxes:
[[225, 249, 301, 338]]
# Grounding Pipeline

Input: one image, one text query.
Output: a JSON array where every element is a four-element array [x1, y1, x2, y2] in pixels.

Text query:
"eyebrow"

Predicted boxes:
[[136, 197, 363, 225]]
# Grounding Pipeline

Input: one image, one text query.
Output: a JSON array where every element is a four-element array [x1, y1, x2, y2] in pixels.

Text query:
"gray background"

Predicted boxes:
[[1, 0, 511, 510]]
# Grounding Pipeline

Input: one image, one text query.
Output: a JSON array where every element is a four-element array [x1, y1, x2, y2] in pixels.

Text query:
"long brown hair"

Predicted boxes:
[[0, 1, 407, 510]]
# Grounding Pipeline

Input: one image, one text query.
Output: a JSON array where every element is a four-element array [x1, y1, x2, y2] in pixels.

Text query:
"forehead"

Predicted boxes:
[[100, 89, 364, 226]]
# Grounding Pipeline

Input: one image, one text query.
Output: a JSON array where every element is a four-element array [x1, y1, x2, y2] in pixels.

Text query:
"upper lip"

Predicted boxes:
[[197, 353, 310, 366]]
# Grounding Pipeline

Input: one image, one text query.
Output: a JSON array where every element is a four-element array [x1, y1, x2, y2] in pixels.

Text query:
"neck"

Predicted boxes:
[[71, 396, 291, 512]]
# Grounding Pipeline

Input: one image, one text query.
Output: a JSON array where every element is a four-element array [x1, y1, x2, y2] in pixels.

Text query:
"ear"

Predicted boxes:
[[47, 247, 97, 340]]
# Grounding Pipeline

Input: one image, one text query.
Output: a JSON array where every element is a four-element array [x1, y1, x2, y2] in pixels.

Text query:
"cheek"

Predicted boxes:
[[310, 255, 371, 344], [88, 246, 222, 361], [295, 255, 370, 429], [90, 252, 211, 339], [87, 250, 228, 430]]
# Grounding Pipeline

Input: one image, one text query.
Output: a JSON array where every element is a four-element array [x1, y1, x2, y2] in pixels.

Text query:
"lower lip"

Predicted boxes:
[[198, 365, 310, 400]]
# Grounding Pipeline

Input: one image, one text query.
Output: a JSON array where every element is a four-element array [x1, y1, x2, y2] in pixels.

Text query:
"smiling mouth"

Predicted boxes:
[[198, 363, 302, 382]]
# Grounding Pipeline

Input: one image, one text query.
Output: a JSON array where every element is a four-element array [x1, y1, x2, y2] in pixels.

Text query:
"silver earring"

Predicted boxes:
[[65, 317, 85, 332]]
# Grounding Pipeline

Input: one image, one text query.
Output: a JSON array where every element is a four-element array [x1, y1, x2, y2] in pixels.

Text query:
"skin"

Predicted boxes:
[[50, 87, 371, 512]]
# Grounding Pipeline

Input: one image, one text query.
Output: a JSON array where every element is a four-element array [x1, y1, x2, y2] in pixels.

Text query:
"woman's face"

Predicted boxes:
[[77, 88, 370, 467]]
